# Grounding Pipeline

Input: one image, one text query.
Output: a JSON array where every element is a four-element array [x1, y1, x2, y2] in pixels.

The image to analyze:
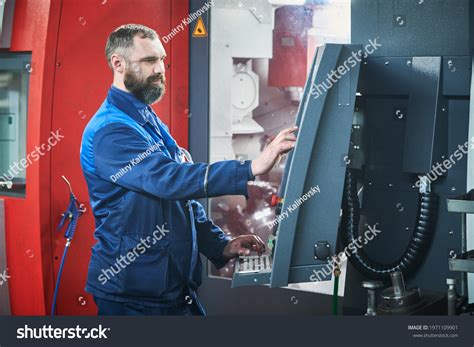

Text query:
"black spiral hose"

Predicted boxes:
[[339, 169, 438, 281]]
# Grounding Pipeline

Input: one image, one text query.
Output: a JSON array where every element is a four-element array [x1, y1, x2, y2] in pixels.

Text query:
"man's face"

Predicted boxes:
[[123, 36, 167, 105]]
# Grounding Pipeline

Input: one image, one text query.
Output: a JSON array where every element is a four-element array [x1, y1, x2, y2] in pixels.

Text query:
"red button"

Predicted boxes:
[[270, 195, 281, 207]]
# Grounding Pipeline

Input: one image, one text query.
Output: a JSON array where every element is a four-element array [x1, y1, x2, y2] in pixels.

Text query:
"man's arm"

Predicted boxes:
[[92, 123, 252, 200], [191, 200, 231, 269], [191, 200, 266, 269]]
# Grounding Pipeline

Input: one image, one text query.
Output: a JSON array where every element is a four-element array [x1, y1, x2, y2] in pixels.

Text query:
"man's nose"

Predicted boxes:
[[154, 62, 165, 75]]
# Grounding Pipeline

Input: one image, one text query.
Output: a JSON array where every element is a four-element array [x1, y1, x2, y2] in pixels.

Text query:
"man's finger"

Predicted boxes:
[[254, 236, 266, 254], [277, 134, 297, 143], [251, 235, 265, 247], [238, 247, 251, 256], [249, 235, 266, 253], [279, 126, 298, 136], [272, 127, 298, 143], [278, 142, 296, 153]]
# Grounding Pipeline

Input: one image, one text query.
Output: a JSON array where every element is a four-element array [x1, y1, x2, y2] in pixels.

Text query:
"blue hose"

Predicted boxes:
[[51, 241, 70, 316], [52, 177, 85, 316]]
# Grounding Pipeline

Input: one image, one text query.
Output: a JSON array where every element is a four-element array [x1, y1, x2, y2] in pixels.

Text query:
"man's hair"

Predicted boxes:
[[105, 24, 158, 70]]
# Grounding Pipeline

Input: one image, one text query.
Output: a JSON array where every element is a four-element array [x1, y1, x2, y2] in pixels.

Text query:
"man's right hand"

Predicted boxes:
[[251, 126, 298, 177]]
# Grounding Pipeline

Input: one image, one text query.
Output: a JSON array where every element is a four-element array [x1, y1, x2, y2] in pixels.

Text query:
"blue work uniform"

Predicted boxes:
[[80, 85, 254, 315]]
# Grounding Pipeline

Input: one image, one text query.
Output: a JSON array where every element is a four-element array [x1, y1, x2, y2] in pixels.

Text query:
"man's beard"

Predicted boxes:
[[124, 68, 166, 105]]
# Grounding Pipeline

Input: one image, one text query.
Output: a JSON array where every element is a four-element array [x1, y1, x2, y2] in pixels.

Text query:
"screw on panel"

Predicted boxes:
[[447, 60, 456, 72], [394, 109, 404, 119], [393, 15, 406, 27], [342, 155, 351, 166]]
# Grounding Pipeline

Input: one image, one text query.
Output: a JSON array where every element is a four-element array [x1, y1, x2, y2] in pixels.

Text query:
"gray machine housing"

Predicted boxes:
[[232, 44, 362, 288]]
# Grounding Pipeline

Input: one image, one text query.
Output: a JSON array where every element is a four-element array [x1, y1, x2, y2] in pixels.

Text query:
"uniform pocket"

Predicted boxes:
[[119, 233, 169, 298]]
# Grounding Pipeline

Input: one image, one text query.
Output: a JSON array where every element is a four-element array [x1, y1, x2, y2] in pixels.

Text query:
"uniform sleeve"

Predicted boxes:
[[92, 122, 252, 200], [191, 200, 231, 269]]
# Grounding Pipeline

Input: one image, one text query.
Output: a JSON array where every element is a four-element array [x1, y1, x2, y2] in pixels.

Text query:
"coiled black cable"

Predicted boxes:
[[339, 169, 438, 280]]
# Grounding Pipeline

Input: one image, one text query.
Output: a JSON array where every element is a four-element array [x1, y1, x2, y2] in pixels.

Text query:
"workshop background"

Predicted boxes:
[[0, 0, 473, 316]]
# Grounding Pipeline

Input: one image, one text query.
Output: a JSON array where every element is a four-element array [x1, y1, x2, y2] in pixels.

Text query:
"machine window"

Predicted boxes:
[[0, 53, 31, 197], [208, 1, 351, 283]]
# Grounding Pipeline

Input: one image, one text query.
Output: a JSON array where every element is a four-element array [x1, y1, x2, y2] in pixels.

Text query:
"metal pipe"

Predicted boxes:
[[391, 271, 406, 297], [447, 278, 457, 316]]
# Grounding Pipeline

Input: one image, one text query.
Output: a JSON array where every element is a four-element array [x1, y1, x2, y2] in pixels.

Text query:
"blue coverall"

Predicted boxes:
[[80, 86, 254, 315]]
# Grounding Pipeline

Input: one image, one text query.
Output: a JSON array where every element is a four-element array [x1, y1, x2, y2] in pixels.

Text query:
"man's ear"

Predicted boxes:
[[111, 54, 125, 74]]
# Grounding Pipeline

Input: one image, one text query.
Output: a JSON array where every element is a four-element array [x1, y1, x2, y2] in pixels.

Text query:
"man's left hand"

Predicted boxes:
[[223, 235, 266, 259]]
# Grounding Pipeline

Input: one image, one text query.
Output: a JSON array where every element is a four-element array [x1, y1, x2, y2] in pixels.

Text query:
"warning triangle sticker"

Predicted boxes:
[[192, 17, 208, 38]]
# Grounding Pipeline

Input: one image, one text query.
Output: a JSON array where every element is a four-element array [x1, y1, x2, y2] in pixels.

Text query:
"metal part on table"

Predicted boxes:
[[378, 271, 424, 315], [362, 280, 383, 316], [447, 278, 457, 316], [391, 271, 406, 297]]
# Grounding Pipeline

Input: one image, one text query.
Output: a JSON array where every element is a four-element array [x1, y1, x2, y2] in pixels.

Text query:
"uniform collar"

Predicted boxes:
[[107, 85, 149, 126], [106, 85, 181, 160]]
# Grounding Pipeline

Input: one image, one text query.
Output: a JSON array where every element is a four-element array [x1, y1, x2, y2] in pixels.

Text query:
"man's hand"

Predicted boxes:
[[251, 126, 298, 177], [223, 235, 266, 259]]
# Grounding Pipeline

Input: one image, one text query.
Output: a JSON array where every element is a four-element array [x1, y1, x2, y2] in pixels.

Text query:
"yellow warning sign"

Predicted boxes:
[[192, 17, 208, 38]]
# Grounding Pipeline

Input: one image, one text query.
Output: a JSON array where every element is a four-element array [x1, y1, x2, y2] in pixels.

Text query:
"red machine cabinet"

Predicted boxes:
[[3, 0, 189, 315], [268, 6, 313, 88]]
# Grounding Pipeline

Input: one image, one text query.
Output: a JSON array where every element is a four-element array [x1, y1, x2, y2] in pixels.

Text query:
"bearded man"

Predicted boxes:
[[80, 24, 296, 315]]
